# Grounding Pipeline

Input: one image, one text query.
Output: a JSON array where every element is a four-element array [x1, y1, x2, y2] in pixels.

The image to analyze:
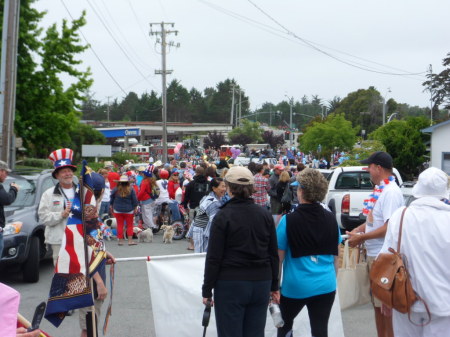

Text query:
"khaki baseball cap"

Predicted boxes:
[[225, 166, 254, 185], [0, 160, 11, 172]]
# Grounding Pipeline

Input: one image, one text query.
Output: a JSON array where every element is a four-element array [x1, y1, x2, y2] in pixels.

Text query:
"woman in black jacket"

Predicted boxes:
[[202, 166, 279, 337]]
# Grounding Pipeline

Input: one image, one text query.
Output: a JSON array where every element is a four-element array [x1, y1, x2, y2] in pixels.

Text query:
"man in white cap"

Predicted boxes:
[[38, 148, 78, 266], [379, 167, 450, 336], [0, 160, 19, 259]]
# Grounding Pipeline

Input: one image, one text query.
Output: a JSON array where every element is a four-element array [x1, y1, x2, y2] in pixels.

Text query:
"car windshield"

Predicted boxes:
[[4, 176, 36, 208]]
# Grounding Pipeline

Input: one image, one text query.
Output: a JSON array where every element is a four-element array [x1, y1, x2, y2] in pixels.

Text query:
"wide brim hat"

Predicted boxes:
[[412, 167, 449, 199], [114, 174, 130, 183], [49, 148, 77, 178]]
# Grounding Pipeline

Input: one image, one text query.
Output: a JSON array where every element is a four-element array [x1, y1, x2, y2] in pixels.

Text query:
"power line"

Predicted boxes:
[[246, 0, 426, 77], [109, 72, 157, 98], [60, 0, 127, 96], [85, 0, 158, 90], [198, 0, 425, 79], [97, 0, 154, 72], [127, 0, 156, 52]]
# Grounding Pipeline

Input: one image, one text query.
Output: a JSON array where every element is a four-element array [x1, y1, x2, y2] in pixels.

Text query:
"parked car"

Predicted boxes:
[[228, 156, 278, 167], [0, 169, 58, 282], [324, 166, 403, 231], [317, 168, 333, 179], [401, 181, 417, 206]]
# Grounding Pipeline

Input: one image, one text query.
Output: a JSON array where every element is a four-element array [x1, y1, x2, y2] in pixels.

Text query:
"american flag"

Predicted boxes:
[[45, 161, 106, 327]]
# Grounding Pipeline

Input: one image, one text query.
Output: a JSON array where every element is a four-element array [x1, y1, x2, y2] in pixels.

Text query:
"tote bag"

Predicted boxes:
[[337, 240, 370, 310]]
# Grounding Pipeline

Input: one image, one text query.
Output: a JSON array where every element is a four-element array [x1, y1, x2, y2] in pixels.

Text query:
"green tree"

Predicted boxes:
[[189, 88, 207, 122], [208, 79, 248, 124], [167, 80, 191, 122], [327, 96, 341, 114], [369, 117, 429, 179], [228, 120, 262, 145], [334, 87, 383, 134], [261, 130, 285, 149], [119, 92, 140, 121], [69, 124, 106, 162], [299, 114, 358, 158], [424, 52, 450, 110], [340, 140, 386, 167], [5, 1, 92, 157], [203, 131, 226, 150], [136, 91, 161, 122]]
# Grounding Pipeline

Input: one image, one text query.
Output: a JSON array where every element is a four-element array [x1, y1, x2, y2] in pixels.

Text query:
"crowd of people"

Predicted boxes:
[[1, 147, 449, 337]]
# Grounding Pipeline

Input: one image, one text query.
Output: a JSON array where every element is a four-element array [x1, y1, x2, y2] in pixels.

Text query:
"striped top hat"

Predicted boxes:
[[143, 164, 155, 177], [48, 148, 77, 178]]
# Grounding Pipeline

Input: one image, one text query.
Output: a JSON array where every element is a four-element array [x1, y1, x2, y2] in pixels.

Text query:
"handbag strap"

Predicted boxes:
[[396, 207, 408, 252]]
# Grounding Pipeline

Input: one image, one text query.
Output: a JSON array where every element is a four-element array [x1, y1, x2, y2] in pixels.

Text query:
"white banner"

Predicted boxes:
[[146, 253, 345, 337]]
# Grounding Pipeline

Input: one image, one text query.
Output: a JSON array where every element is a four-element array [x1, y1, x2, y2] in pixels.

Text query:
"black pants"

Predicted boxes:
[[214, 279, 271, 337], [277, 291, 336, 337]]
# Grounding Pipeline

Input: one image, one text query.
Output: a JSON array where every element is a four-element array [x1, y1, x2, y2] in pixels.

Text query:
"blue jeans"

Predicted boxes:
[[214, 279, 271, 337], [168, 201, 181, 221], [99, 201, 110, 217]]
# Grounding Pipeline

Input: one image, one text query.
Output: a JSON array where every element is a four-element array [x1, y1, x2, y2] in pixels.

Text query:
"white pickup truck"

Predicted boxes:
[[324, 166, 403, 231]]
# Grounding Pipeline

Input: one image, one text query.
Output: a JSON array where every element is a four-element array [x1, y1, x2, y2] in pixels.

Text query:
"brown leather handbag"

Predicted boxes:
[[369, 208, 429, 318]]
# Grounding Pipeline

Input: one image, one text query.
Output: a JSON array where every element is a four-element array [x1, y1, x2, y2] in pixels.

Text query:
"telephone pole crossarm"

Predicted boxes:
[[149, 22, 179, 163]]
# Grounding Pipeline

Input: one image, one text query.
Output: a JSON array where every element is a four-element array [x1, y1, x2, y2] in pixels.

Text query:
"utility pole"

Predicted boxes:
[[428, 64, 433, 126], [0, 0, 20, 167], [106, 96, 111, 122], [285, 95, 294, 147], [230, 84, 235, 126], [238, 89, 242, 127], [382, 87, 391, 126], [269, 106, 272, 127], [150, 22, 179, 164]]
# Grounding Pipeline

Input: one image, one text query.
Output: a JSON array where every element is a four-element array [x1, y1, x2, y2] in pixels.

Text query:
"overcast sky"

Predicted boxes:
[[35, 0, 450, 112]]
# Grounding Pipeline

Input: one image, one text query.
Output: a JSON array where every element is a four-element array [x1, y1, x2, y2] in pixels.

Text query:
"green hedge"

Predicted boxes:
[[21, 158, 53, 169]]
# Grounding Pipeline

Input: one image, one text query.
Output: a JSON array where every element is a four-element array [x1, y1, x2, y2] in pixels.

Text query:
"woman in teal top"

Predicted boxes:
[[275, 168, 341, 337]]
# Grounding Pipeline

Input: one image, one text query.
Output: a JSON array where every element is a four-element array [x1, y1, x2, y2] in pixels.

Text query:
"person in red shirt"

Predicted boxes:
[[105, 163, 120, 190], [137, 165, 157, 229], [168, 170, 181, 200]]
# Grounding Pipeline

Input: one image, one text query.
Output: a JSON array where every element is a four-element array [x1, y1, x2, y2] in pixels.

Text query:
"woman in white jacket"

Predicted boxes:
[[379, 167, 450, 336]]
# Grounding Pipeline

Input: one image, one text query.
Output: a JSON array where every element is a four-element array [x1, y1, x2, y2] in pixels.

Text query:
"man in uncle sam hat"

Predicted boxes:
[[38, 148, 78, 266]]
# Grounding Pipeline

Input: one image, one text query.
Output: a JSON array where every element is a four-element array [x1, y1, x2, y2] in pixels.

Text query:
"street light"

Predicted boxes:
[[387, 112, 398, 123], [382, 88, 391, 125]]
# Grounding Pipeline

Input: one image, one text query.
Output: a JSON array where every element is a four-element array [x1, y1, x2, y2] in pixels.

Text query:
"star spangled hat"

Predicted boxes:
[[48, 148, 77, 178]]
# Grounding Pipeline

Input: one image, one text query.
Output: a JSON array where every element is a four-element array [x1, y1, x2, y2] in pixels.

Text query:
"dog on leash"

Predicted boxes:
[[161, 225, 175, 244], [137, 228, 153, 243], [103, 216, 117, 229]]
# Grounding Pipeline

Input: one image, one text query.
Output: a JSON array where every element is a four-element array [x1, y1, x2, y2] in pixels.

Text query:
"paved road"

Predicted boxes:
[[1, 232, 376, 337]]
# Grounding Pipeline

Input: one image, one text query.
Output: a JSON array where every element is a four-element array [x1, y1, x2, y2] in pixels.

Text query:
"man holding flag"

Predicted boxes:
[[42, 149, 114, 337]]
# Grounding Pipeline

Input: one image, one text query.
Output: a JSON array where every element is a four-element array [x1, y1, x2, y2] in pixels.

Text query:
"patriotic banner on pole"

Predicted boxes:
[[146, 253, 345, 337], [45, 162, 106, 327]]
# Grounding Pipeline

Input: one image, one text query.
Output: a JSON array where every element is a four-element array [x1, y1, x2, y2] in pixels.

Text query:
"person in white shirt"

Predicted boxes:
[[98, 168, 111, 217], [347, 151, 404, 337], [39, 148, 78, 266], [380, 167, 450, 336]]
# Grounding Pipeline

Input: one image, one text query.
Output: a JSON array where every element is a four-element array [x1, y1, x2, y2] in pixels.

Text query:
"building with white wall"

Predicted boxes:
[[422, 120, 450, 174]]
